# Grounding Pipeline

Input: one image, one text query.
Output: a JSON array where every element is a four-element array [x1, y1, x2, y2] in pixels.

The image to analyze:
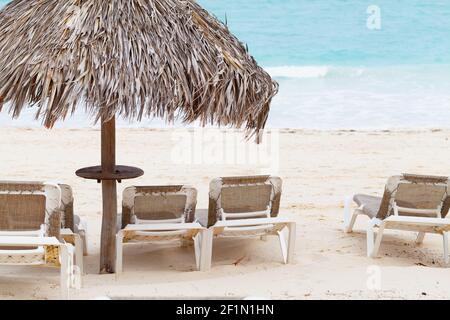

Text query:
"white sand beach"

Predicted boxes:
[[1, 127, 450, 300]]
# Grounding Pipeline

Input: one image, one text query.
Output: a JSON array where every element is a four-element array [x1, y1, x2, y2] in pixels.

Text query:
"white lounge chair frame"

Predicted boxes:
[[116, 222, 209, 272], [344, 195, 450, 264], [205, 176, 296, 269], [203, 217, 296, 269], [116, 186, 209, 273], [0, 182, 81, 299]]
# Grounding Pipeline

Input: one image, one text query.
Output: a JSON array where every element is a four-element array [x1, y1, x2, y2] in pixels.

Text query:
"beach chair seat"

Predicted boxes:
[[116, 185, 209, 273], [204, 176, 296, 269], [344, 174, 450, 264], [0, 181, 82, 299], [352, 194, 382, 218]]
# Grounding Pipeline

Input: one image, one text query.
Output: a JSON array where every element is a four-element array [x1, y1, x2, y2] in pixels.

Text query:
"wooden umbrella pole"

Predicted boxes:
[[75, 115, 144, 274], [100, 115, 117, 273]]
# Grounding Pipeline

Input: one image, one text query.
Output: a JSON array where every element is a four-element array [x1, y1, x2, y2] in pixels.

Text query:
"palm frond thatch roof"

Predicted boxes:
[[0, 0, 278, 136]]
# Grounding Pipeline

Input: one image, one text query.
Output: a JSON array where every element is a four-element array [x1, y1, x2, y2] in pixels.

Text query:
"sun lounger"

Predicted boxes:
[[204, 176, 296, 269], [344, 174, 450, 263], [0, 181, 82, 299], [116, 185, 209, 273]]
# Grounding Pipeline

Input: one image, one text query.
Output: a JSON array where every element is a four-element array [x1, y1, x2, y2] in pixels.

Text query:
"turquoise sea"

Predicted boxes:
[[1, 0, 450, 129]]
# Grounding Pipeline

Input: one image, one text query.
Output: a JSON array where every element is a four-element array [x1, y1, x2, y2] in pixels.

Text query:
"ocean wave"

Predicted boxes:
[[265, 65, 366, 79], [265, 66, 329, 79], [265, 64, 450, 80]]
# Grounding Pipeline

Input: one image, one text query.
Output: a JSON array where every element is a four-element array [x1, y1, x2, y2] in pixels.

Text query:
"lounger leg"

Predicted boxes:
[[372, 223, 384, 258], [287, 222, 296, 264], [366, 223, 374, 258], [193, 233, 201, 270], [59, 245, 70, 300], [69, 245, 81, 290], [78, 220, 88, 256], [200, 229, 213, 271], [73, 234, 84, 276], [367, 219, 384, 258], [416, 232, 426, 245], [347, 212, 360, 233], [366, 220, 384, 258], [115, 231, 124, 276], [344, 196, 357, 233], [278, 229, 288, 264], [443, 232, 449, 265]]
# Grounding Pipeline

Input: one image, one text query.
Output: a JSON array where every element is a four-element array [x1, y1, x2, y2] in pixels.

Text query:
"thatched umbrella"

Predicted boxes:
[[0, 0, 278, 273]]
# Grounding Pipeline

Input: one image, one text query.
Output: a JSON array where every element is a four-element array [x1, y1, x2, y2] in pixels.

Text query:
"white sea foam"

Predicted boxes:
[[265, 66, 329, 79], [265, 65, 367, 79], [267, 64, 450, 129], [1, 65, 450, 130]]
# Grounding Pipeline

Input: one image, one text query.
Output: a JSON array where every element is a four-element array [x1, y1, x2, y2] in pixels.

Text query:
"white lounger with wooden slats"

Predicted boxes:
[[344, 174, 450, 264], [205, 176, 296, 269], [0, 182, 82, 299], [116, 185, 209, 273]]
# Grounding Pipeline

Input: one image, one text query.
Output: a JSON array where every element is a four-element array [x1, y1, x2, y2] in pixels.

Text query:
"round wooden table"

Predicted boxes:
[[76, 165, 144, 183]]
